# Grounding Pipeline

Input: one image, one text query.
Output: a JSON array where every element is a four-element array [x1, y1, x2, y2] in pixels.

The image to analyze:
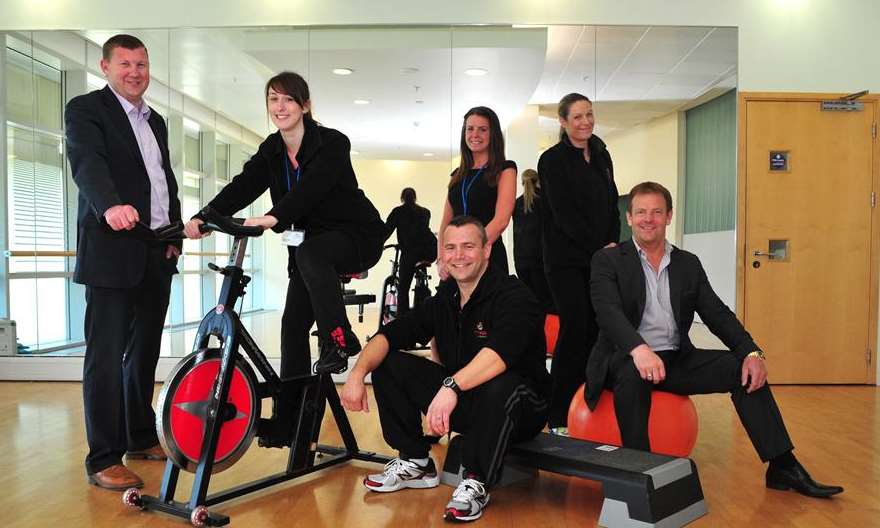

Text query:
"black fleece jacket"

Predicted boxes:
[[379, 267, 551, 397], [537, 134, 620, 272], [203, 121, 387, 274]]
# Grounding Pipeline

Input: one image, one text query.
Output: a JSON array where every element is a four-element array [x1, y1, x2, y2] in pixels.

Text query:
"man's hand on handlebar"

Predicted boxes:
[[243, 215, 278, 230], [104, 204, 139, 231], [184, 218, 209, 239]]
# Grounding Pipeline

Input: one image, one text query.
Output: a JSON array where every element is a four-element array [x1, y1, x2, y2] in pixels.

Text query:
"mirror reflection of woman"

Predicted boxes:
[[184, 72, 386, 431], [437, 106, 516, 279], [538, 93, 620, 432], [513, 169, 555, 314]]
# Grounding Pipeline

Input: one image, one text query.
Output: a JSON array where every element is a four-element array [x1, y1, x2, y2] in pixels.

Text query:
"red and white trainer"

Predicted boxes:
[[444, 477, 490, 522]]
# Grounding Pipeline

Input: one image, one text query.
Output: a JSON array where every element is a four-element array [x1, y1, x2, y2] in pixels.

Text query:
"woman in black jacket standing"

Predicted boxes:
[[512, 169, 554, 313], [385, 187, 437, 314], [538, 93, 620, 431], [438, 106, 516, 278], [184, 71, 386, 385]]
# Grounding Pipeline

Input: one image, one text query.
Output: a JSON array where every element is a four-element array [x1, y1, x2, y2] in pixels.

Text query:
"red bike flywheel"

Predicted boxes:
[[156, 348, 259, 473]]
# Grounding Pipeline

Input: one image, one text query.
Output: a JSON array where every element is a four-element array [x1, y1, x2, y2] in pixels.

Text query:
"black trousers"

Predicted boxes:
[[609, 348, 795, 462], [545, 265, 596, 428], [397, 245, 436, 315], [514, 263, 556, 314], [372, 352, 548, 485], [280, 231, 381, 380], [82, 246, 173, 474]]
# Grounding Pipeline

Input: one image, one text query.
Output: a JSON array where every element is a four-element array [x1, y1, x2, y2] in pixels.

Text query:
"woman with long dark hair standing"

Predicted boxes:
[[438, 106, 516, 278], [538, 93, 620, 431], [184, 72, 386, 438]]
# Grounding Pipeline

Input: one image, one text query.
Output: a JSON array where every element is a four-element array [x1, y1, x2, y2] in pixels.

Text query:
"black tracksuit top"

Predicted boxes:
[[537, 134, 620, 272], [204, 121, 387, 275], [379, 267, 552, 398]]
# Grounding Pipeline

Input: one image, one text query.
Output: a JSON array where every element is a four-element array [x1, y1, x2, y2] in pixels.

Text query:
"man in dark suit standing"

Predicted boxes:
[[65, 34, 181, 490], [587, 181, 842, 498]]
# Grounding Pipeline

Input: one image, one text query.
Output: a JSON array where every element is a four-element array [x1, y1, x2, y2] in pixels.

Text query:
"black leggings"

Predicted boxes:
[[545, 266, 597, 428], [279, 231, 381, 379], [514, 263, 556, 314]]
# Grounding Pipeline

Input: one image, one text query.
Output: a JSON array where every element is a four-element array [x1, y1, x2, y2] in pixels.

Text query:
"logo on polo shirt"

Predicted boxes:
[[474, 321, 488, 339]]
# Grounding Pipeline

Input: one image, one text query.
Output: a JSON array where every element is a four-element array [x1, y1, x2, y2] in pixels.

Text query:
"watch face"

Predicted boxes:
[[443, 377, 453, 388]]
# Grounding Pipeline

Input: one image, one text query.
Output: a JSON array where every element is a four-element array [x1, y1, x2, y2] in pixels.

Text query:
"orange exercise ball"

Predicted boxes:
[[544, 314, 560, 357], [567, 385, 698, 458]]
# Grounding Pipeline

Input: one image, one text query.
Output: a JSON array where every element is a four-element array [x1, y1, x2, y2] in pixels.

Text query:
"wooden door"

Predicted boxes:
[[741, 96, 877, 383]]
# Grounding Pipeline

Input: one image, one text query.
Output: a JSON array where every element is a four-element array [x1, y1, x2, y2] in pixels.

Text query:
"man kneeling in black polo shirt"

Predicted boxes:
[[341, 216, 551, 522]]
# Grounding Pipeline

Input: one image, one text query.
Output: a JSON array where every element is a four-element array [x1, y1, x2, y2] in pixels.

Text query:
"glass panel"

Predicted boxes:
[[0, 25, 737, 365]]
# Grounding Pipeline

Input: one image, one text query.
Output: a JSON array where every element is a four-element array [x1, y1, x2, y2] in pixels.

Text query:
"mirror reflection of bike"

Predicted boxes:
[[378, 244, 433, 329]]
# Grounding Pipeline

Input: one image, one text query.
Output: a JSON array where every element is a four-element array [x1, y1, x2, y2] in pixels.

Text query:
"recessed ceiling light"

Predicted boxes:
[[464, 68, 488, 77], [353, 99, 371, 105], [333, 68, 354, 75], [350, 150, 359, 155], [400, 67, 420, 74], [423, 152, 434, 157]]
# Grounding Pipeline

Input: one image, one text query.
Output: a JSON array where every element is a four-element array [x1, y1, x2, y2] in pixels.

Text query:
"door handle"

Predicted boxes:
[[753, 250, 771, 258]]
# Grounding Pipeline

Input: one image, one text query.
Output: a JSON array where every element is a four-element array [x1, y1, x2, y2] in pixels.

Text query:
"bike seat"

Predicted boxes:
[[339, 271, 369, 284]]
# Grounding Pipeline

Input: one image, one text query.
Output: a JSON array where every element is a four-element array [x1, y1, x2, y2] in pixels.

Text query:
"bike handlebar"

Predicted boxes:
[[131, 220, 186, 241], [197, 206, 265, 238]]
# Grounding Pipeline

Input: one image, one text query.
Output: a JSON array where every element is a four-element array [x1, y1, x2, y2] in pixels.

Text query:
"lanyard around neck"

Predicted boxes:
[[283, 156, 302, 192], [460, 166, 486, 216]]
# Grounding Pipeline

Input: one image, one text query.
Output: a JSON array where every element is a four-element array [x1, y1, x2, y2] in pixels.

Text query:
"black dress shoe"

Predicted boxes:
[[766, 462, 844, 498]]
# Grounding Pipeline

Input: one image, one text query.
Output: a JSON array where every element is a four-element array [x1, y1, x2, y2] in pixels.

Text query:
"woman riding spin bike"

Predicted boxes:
[[184, 71, 386, 381]]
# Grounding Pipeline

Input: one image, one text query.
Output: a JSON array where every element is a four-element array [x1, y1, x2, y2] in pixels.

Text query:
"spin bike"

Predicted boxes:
[[122, 207, 390, 527], [378, 243, 432, 329]]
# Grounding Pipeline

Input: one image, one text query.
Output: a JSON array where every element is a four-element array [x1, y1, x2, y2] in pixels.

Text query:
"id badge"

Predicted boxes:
[[282, 229, 305, 247]]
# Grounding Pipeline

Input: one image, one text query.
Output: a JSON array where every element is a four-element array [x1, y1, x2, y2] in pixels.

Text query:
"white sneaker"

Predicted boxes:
[[444, 477, 490, 522], [363, 457, 440, 492], [549, 427, 569, 436]]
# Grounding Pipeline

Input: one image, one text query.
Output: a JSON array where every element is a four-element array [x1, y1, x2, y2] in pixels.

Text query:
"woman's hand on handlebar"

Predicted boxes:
[[184, 218, 208, 239], [243, 215, 278, 230]]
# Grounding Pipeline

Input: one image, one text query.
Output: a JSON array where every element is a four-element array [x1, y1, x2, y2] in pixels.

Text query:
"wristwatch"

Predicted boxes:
[[747, 350, 766, 361], [442, 376, 462, 395]]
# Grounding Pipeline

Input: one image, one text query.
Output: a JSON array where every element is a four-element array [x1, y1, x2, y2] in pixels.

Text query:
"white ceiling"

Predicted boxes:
[[83, 25, 736, 160]]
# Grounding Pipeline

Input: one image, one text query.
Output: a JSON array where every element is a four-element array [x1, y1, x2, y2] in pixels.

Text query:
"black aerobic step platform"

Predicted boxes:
[[442, 432, 707, 528]]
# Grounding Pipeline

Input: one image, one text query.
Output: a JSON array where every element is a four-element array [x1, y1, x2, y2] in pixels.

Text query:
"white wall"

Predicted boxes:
[[682, 230, 736, 311], [604, 112, 682, 243]]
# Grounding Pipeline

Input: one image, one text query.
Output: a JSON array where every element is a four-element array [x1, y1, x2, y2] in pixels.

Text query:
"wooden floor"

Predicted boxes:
[[1, 382, 878, 527]]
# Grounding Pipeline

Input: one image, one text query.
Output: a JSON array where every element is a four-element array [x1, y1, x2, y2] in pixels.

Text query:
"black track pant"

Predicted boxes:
[[372, 351, 548, 485], [545, 265, 596, 428], [609, 348, 794, 462]]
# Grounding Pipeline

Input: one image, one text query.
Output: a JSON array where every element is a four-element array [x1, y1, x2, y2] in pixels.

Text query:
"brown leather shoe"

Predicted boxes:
[[88, 464, 144, 490], [126, 444, 167, 461]]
